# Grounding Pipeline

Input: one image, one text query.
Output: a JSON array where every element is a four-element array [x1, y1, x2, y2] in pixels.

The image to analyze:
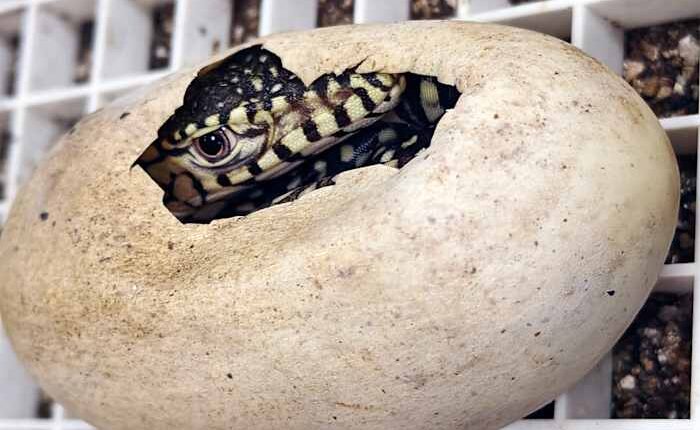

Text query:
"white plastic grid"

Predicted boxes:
[[0, 0, 697, 429]]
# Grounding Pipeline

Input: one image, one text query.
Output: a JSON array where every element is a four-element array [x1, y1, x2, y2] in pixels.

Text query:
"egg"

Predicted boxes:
[[0, 21, 678, 430]]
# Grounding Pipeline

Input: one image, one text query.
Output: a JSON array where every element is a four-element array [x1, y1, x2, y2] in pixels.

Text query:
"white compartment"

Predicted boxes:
[[29, 0, 95, 91], [587, 0, 700, 30], [102, 0, 175, 79], [259, 0, 317, 35], [575, 0, 700, 74], [571, 4, 623, 74], [464, 0, 574, 40], [662, 116, 700, 156], [573, 0, 699, 121], [656, 264, 695, 295], [465, 0, 512, 15], [0, 203, 6, 226], [97, 87, 133, 108], [90, 70, 166, 112], [174, 0, 231, 67], [354, 0, 409, 23], [0, 325, 40, 420], [559, 354, 613, 419], [17, 97, 86, 186], [465, 0, 573, 40]]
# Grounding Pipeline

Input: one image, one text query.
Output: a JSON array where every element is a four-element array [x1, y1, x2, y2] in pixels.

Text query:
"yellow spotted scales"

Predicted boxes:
[[137, 45, 460, 223]]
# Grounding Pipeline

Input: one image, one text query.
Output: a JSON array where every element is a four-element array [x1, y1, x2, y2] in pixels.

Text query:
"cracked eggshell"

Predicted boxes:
[[0, 21, 678, 430]]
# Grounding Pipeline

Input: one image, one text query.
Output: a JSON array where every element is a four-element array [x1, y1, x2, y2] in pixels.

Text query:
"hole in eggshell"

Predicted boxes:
[[135, 45, 461, 224]]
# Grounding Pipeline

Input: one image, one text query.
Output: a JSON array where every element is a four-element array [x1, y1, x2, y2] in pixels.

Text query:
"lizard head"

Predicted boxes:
[[136, 45, 404, 222]]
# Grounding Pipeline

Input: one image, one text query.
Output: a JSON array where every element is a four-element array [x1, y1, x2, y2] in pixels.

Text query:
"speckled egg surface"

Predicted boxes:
[[0, 21, 679, 430]]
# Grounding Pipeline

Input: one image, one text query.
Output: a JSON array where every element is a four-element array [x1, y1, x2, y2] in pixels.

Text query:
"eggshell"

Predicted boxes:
[[0, 21, 679, 430]]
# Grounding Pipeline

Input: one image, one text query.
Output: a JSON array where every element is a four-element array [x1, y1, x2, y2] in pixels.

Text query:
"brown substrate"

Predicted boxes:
[[666, 155, 696, 264], [623, 20, 699, 118], [317, 0, 354, 27], [3, 35, 19, 95], [612, 293, 692, 419], [74, 21, 93, 83], [230, 0, 261, 47], [36, 391, 53, 418], [149, 3, 174, 70], [410, 0, 456, 19], [523, 402, 555, 419]]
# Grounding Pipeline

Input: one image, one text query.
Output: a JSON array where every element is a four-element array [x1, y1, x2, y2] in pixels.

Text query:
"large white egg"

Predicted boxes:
[[0, 21, 678, 429]]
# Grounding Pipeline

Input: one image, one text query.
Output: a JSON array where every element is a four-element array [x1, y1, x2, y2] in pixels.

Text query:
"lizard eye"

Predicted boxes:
[[193, 128, 234, 162]]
